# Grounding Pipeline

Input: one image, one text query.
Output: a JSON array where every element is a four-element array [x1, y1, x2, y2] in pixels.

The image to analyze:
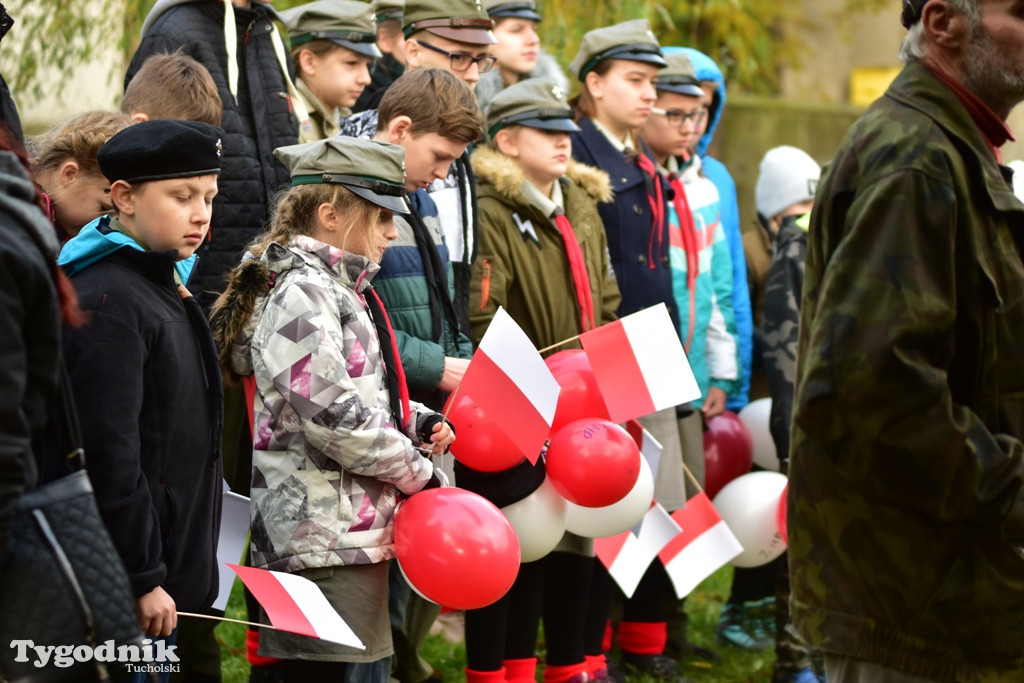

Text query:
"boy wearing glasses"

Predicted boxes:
[[341, 0, 495, 340]]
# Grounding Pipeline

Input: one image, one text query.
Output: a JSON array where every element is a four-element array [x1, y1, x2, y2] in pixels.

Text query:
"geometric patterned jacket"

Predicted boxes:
[[229, 236, 436, 571]]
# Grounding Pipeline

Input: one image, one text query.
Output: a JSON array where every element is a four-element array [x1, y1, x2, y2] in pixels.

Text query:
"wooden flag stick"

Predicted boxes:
[[442, 384, 460, 420], [682, 462, 706, 496], [538, 334, 581, 355], [177, 611, 276, 631]]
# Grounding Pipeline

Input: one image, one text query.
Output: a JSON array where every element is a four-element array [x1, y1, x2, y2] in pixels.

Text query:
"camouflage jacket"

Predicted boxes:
[[790, 59, 1024, 680], [229, 236, 436, 572], [760, 215, 807, 469]]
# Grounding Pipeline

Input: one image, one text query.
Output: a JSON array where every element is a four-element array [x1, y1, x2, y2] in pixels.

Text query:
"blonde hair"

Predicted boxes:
[[210, 183, 388, 383], [30, 110, 134, 177]]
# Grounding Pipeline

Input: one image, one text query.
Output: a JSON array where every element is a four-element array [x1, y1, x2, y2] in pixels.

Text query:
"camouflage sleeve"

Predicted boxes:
[[258, 279, 434, 495], [796, 168, 1024, 535], [761, 231, 805, 469]]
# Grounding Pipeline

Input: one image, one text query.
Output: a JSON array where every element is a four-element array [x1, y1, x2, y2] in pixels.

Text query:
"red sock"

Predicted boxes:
[[245, 628, 281, 666], [466, 666, 507, 683], [544, 661, 589, 683], [585, 654, 607, 679], [503, 657, 537, 683], [618, 621, 667, 655], [602, 619, 613, 652]]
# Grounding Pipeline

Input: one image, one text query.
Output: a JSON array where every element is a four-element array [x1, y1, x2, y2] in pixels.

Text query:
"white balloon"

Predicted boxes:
[[739, 398, 779, 471], [501, 476, 568, 563], [564, 457, 654, 538], [712, 471, 788, 568]]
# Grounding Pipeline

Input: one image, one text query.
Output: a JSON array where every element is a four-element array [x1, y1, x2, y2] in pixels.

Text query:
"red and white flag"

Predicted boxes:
[[228, 564, 364, 648], [458, 307, 560, 463], [659, 493, 742, 599], [579, 304, 700, 423], [595, 503, 681, 597], [626, 420, 662, 480]]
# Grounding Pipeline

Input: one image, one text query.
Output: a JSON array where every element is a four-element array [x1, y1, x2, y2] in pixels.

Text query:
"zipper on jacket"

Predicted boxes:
[[276, 91, 293, 113], [479, 259, 492, 311], [243, 19, 256, 45]]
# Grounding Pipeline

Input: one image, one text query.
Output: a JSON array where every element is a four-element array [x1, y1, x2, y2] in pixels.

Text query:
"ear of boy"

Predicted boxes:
[[110, 180, 135, 216], [381, 115, 414, 145]]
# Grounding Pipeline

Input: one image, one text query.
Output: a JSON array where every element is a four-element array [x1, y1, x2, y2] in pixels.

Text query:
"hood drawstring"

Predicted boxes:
[[222, 0, 309, 129]]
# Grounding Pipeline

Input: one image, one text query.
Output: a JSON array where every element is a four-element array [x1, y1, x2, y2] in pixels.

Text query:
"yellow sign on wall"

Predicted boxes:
[[849, 66, 902, 107]]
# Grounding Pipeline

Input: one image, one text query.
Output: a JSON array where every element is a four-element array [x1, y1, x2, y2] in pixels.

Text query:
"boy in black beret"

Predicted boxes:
[[56, 119, 225, 683]]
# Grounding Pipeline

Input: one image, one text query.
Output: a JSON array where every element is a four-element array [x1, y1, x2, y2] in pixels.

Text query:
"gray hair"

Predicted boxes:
[[899, 0, 981, 62]]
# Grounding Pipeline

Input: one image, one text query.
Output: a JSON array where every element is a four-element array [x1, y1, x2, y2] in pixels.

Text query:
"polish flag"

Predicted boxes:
[[228, 564, 365, 648], [579, 304, 700, 423], [659, 493, 743, 599], [594, 503, 681, 597], [626, 420, 662, 482], [458, 307, 561, 463]]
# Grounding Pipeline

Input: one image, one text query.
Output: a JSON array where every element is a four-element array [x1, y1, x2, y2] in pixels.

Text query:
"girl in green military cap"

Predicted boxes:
[[211, 136, 454, 681]]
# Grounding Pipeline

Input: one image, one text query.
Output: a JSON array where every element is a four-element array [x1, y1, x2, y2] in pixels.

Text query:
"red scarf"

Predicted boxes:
[[635, 152, 666, 271], [553, 209, 596, 332], [668, 172, 698, 352]]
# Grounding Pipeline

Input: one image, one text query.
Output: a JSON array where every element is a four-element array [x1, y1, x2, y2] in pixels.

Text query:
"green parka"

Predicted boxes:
[[790, 59, 1024, 681], [468, 146, 621, 348]]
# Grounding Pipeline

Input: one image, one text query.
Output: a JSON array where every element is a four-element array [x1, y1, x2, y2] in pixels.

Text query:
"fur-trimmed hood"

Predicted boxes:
[[471, 145, 614, 205]]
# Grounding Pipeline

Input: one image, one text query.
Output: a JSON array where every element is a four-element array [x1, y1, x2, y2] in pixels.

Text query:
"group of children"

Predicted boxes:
[[4, 1, 830, 682]]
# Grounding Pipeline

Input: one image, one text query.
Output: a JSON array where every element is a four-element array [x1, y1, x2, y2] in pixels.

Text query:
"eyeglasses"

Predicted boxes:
[[651, 107, 707, 128], [415, 39, 498, 74]]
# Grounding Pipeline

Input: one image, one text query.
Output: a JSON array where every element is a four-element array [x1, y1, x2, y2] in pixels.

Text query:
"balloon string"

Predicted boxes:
[[538, 334, 581, 354], [682, 462, 706, 496]]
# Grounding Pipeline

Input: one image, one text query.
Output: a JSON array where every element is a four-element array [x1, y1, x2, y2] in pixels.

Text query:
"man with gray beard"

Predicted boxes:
[[787, 1, 1024, 682]]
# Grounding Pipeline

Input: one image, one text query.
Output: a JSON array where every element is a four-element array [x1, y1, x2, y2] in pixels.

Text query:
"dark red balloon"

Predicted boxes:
[[545, 349, 611, 433], [394, 488, 520, 609], [445, 392, 526, 472], [546, 418, 641, 507], [703, 411, 753, 499], [777, 483, 788, 545]]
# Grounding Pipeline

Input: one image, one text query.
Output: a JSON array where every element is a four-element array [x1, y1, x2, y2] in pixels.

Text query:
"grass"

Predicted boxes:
[[212, 565, 774, 682]]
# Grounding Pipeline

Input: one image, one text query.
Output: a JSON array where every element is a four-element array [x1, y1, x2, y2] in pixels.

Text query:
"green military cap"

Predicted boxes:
[[484, 0, 541, 22], [656, 52, 704, 97], [279, 0, 383, 59], [372, 0, 404, 23], [568, 19, 666, 82], [486, 78, 579, 138], [403, 0, 497, 45], [274, 137, 410, 214]]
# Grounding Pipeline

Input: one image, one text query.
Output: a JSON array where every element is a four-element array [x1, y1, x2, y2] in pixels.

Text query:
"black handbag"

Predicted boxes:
[[0, 361, 144, 683]]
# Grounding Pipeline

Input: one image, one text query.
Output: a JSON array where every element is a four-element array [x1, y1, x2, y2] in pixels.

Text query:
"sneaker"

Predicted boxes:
[[749, 597, 777, 648], [715, 602, 774, 651], [782, 666, 820, 683]]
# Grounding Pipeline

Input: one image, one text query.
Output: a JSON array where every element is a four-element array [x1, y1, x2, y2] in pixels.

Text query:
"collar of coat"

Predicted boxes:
[[263, 235, 380, 293], [470, 145, 614, 207]]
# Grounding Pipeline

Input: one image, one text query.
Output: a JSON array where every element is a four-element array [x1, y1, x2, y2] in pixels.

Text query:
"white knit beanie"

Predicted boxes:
[[755, 146, 821, 220]]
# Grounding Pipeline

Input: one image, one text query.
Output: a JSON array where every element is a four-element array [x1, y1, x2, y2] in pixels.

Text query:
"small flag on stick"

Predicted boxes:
[[458, 307, 560, 463], [594, 503, 681, 597], [228, 564, 365, 648], [579, 304, 700, 423], [659, 493, 742, 599]]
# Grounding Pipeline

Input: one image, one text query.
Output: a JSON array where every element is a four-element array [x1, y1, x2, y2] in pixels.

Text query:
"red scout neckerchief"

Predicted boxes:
[[367, 287, 411, 429], [667, 152, 699, 352], [552, 207, 596, 331], [634, 150, 667, 272]]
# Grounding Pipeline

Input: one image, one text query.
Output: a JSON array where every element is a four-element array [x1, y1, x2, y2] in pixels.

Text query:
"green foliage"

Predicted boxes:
[[537, 0, 887, 94]]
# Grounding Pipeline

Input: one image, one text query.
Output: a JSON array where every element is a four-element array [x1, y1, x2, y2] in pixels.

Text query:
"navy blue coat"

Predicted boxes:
[[570, 117, 678, 330]]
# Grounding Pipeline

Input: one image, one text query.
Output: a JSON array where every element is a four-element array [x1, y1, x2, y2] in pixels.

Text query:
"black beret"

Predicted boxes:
[[98, 119, 224, 184]]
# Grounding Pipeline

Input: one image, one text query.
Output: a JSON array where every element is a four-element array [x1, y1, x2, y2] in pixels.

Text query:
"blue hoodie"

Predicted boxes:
[[664, 47, 752, 410], [58, 215, 196, 283]]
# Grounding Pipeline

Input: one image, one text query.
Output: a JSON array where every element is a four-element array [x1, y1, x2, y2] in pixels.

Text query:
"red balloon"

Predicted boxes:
[[777, 483, 788, 546], [546, 418, 641, 507], [545, 350, 611, 433], [394, 488, 520, 609], [445, 392, 526, 472], [703, 411, 753, 499]]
